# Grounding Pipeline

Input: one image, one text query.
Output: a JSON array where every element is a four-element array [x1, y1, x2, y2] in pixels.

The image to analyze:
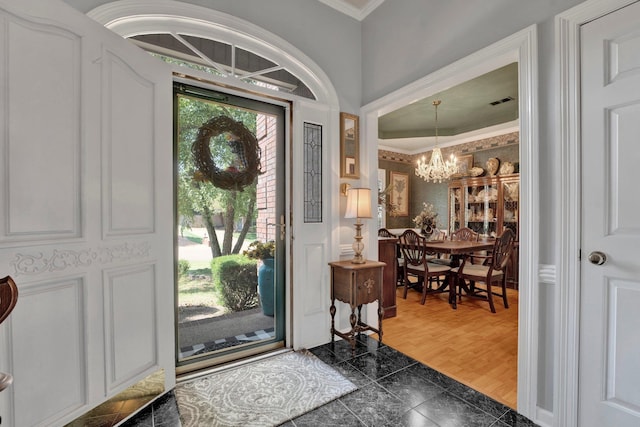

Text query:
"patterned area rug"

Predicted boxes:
[[175, 350, 357, 427]]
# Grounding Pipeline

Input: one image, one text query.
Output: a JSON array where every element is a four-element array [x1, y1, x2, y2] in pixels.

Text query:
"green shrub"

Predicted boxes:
[[177, 259, 191, 278], [211, 255, 258, 312]]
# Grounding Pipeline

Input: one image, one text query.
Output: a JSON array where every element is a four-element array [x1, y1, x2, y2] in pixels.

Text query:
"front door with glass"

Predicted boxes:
[[174, 83, 286, 369]]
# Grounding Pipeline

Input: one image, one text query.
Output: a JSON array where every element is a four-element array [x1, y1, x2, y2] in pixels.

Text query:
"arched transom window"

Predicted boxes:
[[130, 33, 315, 100], [88, 1, 339, 106]]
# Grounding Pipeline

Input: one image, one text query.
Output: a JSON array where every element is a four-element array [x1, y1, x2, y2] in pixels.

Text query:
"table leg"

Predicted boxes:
[[449, 272, 457, 309], [377, 304, 384, 343], [349, 305, 358, 352], [330, 299, 336, 342], [448, 255, 463, 309]]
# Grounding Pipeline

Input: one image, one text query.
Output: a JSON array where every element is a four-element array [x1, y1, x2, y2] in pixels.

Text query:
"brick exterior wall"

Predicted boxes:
[[256, 114, 278, 242]]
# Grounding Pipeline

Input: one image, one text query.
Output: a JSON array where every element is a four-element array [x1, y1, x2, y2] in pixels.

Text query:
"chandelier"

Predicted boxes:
[[415, 100, 458, 183]]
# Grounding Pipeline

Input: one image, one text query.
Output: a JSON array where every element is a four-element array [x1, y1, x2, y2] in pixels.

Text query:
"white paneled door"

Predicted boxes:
[[0, 0, 173, 426], [580, 1, 640, 425], [291, 100, 335, 350]]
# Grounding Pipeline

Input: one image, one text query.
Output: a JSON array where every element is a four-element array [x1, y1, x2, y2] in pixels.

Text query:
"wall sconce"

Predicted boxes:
[[340, 183, 351, 196], [344, 187, 372, 264]]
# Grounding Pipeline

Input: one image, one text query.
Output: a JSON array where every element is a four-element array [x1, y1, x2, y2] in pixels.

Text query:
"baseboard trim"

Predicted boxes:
[[535, 406, 554, 427]]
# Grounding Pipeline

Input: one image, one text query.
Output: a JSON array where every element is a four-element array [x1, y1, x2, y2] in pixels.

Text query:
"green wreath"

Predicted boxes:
[[192, 116, 262, 191]]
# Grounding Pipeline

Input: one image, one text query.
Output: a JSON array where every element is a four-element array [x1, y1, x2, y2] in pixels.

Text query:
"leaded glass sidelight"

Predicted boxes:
[[303, 122, 322, 223]]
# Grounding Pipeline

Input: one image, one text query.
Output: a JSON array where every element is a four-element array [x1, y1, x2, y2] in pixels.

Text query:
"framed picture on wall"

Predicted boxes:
[[390, 171, 409, 216], [340, 112, 359, 178], [453, 154, 473, 177]]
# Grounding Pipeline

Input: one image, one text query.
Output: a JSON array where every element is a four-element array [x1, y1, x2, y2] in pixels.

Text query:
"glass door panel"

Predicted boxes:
[[502, 179, 519, 238], [174, 83, 285, 369], [449, 185, 462, 235], [465, 181, 498, 237]]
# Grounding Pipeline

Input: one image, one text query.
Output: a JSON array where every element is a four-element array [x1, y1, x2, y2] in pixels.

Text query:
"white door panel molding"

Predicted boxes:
[[0, 1, 173, 425]]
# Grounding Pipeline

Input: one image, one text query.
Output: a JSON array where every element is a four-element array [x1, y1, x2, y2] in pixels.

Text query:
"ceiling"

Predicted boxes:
[[378, 63, 519, 153]]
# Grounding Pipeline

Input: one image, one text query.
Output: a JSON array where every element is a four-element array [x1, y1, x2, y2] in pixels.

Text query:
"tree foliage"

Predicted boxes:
[[177, 95, 258, 257]]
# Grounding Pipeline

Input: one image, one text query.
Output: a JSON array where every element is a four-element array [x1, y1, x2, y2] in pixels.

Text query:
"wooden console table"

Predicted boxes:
[[328, 260, 385, 352]]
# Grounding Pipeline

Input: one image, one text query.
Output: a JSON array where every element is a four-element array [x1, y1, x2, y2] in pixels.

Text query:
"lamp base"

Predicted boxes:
[[351, 222, 366, 264], [351, 254, 366, 264]]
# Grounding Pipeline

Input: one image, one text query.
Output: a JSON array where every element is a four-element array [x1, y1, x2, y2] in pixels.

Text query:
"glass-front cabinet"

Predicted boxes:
[[465, 179, 499, 237], [449, 185, 463, 233], [448, 174, 519, 240], [501, 176, 519, 238]]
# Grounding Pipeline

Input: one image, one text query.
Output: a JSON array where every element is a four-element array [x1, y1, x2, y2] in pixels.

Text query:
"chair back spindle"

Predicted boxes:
[[450, 227, 479, 242], [377, 228, 395, 237], [491, 228, 515, 272]]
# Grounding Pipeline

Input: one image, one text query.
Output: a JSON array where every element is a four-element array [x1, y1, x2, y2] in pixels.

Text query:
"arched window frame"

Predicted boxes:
[[88, 1, 339, 108]]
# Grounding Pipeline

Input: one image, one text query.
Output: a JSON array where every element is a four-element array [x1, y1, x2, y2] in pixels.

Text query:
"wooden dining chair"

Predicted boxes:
[[450, 227, 479, 242], [377, 228, 395, 237], [0, 276, 18, 393], [451, 228, 515, 313], [397, 230, 451, 304], [422, 229, 447, 286]]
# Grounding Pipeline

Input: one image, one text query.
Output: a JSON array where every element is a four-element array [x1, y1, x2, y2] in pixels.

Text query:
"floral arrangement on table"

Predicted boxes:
[[413, 202, 439, 235], [243, 240, 275, 260]]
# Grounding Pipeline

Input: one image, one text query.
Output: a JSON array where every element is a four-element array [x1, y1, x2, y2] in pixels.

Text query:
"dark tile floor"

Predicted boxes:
[[122, 335, 538, 427]]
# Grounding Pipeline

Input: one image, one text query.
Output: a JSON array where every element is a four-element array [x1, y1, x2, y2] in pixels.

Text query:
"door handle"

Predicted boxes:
[[267, 214, 286, 241], [588, 251, 607, 266]]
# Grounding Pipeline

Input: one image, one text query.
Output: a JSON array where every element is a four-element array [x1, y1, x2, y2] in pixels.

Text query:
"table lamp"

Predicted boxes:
[[345, 187, 372, 264]]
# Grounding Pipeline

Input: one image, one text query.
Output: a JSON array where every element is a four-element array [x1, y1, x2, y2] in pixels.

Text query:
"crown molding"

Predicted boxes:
[[317, 0, 385, 21]]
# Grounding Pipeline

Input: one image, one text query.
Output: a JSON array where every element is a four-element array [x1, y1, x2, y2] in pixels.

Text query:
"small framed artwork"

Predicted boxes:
[[340, 112, 359, 178], [390, 171, 409, 216], [454, 154, 474, 177]]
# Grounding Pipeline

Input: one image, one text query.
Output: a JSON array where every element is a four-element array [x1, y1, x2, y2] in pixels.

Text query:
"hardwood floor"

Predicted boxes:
[[381, 285, 518, 409]]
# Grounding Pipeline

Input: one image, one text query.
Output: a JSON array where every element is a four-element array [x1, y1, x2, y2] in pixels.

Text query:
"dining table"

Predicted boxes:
[[413, 238, 496, 309]]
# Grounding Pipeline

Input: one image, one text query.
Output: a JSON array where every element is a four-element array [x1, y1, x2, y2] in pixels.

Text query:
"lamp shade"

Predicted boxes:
[[345, 187, 372, 219]]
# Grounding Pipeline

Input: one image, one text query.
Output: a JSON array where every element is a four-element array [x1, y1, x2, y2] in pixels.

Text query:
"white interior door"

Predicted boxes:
[[0, 1, 172, 425], [580, 2, 640, 425], [290, 100, 337, 350]]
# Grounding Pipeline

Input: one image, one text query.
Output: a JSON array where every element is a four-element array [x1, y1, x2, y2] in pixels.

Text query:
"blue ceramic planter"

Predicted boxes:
[[258, 258, 274, 316]]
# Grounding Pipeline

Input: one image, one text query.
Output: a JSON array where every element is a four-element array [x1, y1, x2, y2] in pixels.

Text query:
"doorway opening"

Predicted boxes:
[[174, 82, 286, 371], [379, 130, 520, 408], [362, 25, 538, 415]]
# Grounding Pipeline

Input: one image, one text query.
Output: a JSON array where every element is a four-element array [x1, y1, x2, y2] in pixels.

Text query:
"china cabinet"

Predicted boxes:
[[448, 173, 520, 287], [448, 174, 519, 240]]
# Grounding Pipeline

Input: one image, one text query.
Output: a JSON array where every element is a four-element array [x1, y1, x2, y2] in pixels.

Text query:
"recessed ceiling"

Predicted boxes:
[[378, 62, 519, 153]]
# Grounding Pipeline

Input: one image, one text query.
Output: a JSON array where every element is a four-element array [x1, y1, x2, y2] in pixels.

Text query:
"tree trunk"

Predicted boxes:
[[222, 192, 236, 255], [202, 205, 221, 258], [232, 196, 256, 254]]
